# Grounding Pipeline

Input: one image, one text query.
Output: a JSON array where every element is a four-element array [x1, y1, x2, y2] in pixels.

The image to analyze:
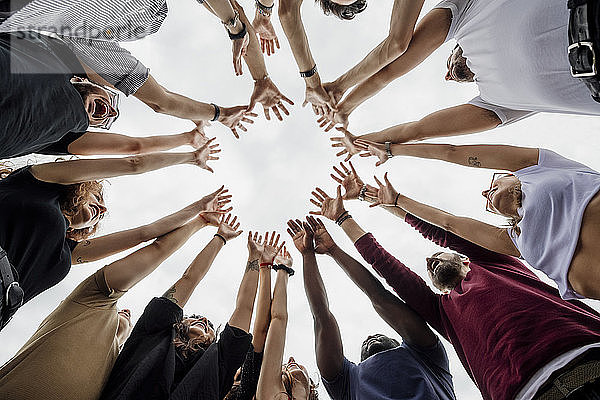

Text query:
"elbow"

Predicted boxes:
[[387, 34, 411, 59], [278, 3, 297, 25], [125, 155, 145, 174], [271, 308, 288, 323], [123, 139, 144, 155]]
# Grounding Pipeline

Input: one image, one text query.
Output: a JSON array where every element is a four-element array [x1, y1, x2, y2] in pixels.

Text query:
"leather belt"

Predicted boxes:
[[568, 0, 600, 102], [0, 246, 24, 329], [534, 350, 600, 400]]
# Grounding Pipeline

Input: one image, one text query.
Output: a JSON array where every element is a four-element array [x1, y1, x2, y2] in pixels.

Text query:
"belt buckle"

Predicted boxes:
[[569, 41, 598, 78]]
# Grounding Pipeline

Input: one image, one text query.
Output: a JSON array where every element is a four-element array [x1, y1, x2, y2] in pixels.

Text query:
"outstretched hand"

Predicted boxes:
[[247, 77, 294, 121], [219, 106, 258, 139], [355, 139, 389, 167], [287, 219, 314, 255], [188, 121, 211, 149], [306, 216, 336, 254], [329, 161, 364, 200], [303, 84, 337, 117], [309, 186, 346, 221], [366, 173, 400, 208], [261, 231, 285, 264], [317, 111, 349, 132], [217, 214, 244, 241], [197, 186, 233, 214], [253, 15, 279, 56], [247, 231, 264, 257], [193, 137, 221, 173], [274, 246, 293, 268], [330, 127, 360, 162]]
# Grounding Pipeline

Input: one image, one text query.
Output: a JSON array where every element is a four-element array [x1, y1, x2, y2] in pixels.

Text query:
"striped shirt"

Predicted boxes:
[[0, 0, 201, 95]]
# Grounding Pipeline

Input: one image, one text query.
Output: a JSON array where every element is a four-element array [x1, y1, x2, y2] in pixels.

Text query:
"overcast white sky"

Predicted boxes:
[[2, 1, 600, 399]]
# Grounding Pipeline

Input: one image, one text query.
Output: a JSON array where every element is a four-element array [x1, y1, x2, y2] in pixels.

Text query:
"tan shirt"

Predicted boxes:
[[0, 269, 126, 400]]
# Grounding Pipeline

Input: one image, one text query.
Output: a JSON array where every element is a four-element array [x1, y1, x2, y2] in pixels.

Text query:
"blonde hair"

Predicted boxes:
[[281, 368, 318, 400]]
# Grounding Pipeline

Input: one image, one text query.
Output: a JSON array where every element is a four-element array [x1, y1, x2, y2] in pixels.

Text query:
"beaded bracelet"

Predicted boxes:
[[336, 214, 352, 226], [255, 0, 273, 17]]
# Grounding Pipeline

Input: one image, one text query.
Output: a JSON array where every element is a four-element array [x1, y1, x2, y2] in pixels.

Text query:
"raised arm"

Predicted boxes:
[[327, 0, 425, 98], [253, 234, 272, 352], [72, 187, 231, 264], [366, 173, 520, 257], [133, 75, 256, 138], [102, 217, 203, 292], [287, 219, 344, 380], [321, 8, 450, 129], [162, 214, 243, 308], [308, 187, 445, 333], [228, 230, 265, 333], [307, 216, 437, 348], [355, 140, 540, 171], [256, 262, 291, 400], [67, 124, 210, 156], [328, 104, 501, 158], [278, 0, 336, 115], [29, 140, 221, 184]]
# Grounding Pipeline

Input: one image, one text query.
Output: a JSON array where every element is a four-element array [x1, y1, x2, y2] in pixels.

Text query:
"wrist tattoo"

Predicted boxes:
[[162, 285, 179, 304], [468, 156, 482, 167], [83, 240, 91, 247], [76, 256, 84, 264], [246, 259, 259, 272]]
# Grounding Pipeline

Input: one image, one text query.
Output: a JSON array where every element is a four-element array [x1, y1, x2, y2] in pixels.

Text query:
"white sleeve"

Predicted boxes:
[[537, 149, 591, 170], [468, 96, 537, 126], [434, 0, 470, 42]]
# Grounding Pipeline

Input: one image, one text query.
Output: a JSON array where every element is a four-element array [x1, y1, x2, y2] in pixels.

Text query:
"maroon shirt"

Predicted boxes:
[[355, 214, 600, 400]]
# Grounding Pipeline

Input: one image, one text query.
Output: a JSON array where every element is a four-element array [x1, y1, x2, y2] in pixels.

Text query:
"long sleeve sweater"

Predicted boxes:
[[354, 214, 600, 400]]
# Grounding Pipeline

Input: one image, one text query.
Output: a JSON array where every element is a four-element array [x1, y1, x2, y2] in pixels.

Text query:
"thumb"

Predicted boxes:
[[336, 185, 343, 199], [302, 98, 308, 107]]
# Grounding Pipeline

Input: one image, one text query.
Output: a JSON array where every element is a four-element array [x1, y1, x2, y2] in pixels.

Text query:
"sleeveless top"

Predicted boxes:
[[509, 149, 600, 299]]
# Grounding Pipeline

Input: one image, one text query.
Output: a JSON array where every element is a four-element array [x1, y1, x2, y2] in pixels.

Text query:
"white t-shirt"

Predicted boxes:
[[435, 0, 600, 125], [509, 149, 600, 299]]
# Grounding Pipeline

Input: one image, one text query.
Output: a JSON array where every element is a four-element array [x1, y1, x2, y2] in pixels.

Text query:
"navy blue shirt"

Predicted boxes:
[[323, 340, 455, 400]]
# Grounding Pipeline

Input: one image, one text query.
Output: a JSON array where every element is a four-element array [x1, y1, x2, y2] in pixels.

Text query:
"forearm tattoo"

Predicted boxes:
[[468, 156, 482, 167], [162, 285, 179, 304], [246, 259, 259, 272]]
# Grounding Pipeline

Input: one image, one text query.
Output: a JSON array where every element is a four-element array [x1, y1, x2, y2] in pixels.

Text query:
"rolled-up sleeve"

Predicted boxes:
[[59, 36, 149, 96]]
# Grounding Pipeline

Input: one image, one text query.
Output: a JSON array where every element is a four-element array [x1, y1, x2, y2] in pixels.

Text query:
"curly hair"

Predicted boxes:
[[60, 180, 105, 241], [281, 369, 319, 400], [507, 184, 523, 236], [1, 164, 104, 241], [172, 316, 217, 361], [314, 0, 366, 20]]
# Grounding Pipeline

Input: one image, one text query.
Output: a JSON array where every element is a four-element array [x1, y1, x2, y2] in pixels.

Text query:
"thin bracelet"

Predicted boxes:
[[255, 0, 273, 16], [335, 210, 349, 225], [199, 214, 209, 224], [358, 184, 367, 201], [337, 214, 353, 226], [254, 74, 269, 83], [259, 262, 273, 267], [214, 234, 227, 245], [300, 64, 317, 78], [211, 103, 220, 121], [394, 193, 401, 207]]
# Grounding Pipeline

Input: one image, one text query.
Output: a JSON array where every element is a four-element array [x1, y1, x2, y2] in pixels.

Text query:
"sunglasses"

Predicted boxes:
[[95, 86, 120, 130], [484, 172, 513, 213]]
